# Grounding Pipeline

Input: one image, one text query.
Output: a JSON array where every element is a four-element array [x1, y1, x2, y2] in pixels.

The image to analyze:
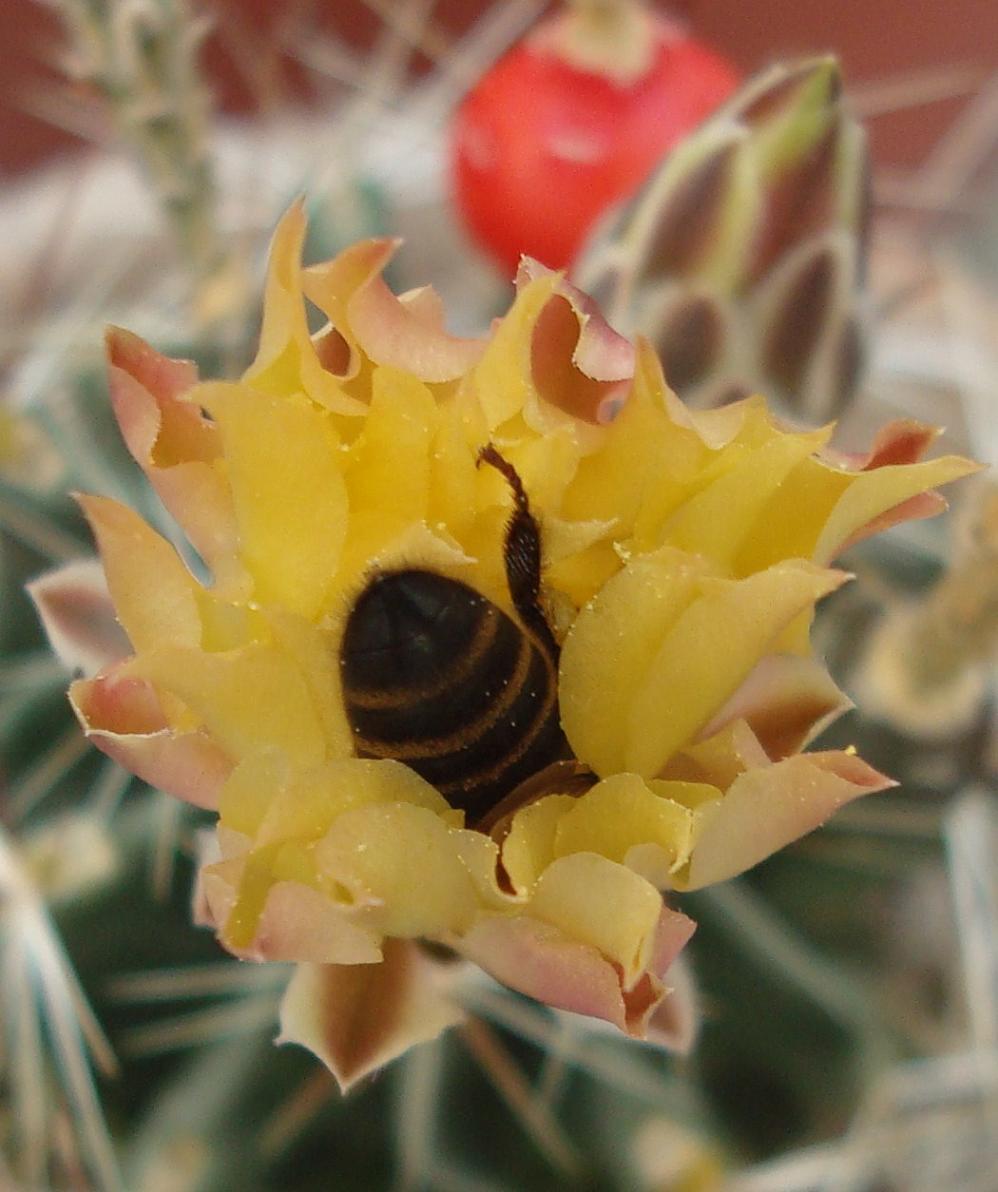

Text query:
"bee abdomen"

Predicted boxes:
[[340, 570, 568, 821]]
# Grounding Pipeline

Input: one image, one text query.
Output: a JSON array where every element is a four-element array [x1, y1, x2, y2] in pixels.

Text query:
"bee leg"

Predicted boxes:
[[477, 444, 559, 661]]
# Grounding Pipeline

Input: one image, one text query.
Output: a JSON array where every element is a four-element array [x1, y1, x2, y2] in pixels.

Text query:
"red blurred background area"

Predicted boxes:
[[2, 0, 995, 177]]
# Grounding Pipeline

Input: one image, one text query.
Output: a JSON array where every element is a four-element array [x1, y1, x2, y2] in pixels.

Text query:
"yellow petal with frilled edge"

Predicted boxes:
[[132, 642, 329, 770], [738, 452, 981, 573], [244, 201, 363, 415], [314, 803, 480, 938], [625, 561, 848, 777], [428, 410, 479, 547], [196, 382, 348, 620], [77, 494, 202, 653], [561, 341, 700, 530], [527, 853, 665, 988], [344, 365, 437, 535], [501, 794, 578, 894], [673, 751, 895, 890], [254, 757, 456, 847], [657, 425, 831, 569], [552, 773, 715, 876], [219, 756, 461, 948], [472, 272, 561, 432], [264, 609, 354, 762], [559, 547, 714, 777]]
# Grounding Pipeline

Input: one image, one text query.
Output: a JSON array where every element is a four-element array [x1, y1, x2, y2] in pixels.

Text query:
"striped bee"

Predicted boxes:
[[340, 445, 581, 826]]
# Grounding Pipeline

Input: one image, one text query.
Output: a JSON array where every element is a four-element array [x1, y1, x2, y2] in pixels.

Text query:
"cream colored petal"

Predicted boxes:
[[644, 954, 699, 1055], [76, 494, 202, 654], [501, 795, 577, 894], [517, 259, 635, 427], [132, 642, 329, 770], [661, 718, 771, 788], [198, 383, 348, 620], [824, 418, 940, 470], [459, 915, 652, 1035], [625, 561, 848, 777], [675, 750, 894, 890], [348, 272, 486, 384], [528, 853, 665, 987], [314, 803, 480, 938], [552, 774, 709, 877], [278, 942, 464, 1093], [559, 546, 711, 777], [70, 669, 231, 809], [302, 237, 397, 367]]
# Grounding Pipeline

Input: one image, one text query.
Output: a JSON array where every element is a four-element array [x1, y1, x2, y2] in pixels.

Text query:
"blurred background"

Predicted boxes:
[[4, 0, 997, 175]]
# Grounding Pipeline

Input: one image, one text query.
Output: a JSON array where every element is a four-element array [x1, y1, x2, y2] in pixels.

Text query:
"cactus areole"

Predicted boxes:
[[450, 1, 739, 273]]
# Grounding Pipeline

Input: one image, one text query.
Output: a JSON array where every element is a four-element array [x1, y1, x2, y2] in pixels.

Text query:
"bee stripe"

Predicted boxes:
[[382, 645, 563, 813], [350, 628, 534, 760], [346, 609, 526, 746], [341, 568, 569, 820], [345, 602, 502, 710], [435, 651, 562, 804]]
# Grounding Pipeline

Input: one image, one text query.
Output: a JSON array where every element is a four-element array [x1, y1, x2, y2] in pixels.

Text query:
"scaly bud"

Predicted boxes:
[[576, 56, 871, 424]]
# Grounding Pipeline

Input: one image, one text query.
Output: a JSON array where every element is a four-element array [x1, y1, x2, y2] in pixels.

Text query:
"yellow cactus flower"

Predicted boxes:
[[50, 203, 976, 1086]]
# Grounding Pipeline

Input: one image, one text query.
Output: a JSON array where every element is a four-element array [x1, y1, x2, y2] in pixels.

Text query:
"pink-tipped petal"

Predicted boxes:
[[105, 328, 241, 587], [105, 325, 198, 413], [304, 240, 487, 384], [459, 903, 695, 1039], [277, 941, 464, 1092], [70, 668, 231, 810], [645, 954, 700, 1055], [679, 750, 894, 890], [824, 418, 940, 471], [837, 490, 948, 554], [696, 653, 852, 759], [224, 881, 382, 966], [28, 559, 129, 676], [518, 259, 636, 423]]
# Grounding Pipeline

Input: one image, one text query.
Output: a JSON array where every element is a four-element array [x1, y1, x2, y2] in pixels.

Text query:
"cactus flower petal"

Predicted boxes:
[[277, 944, 465, 1094], [48, 205, 975, 1081], [69, 668, 231, 810], [460, 897, 695, 1038]]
